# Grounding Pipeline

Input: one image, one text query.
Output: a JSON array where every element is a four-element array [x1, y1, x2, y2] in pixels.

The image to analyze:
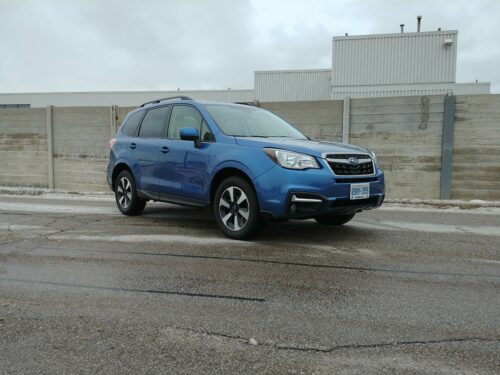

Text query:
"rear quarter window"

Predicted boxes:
[[139, 106, 170, 138], [121, 111, 144, 137]]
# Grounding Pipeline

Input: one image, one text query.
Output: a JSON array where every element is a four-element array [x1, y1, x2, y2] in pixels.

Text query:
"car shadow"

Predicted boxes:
[[138, 202, 380, 244]]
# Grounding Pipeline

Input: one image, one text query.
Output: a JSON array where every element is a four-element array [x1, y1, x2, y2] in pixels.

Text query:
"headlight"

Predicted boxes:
[[264, 148, 319, 170], [368, 150, 377, 164]]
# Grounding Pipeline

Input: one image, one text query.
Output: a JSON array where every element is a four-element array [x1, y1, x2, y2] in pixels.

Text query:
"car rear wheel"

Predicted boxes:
[[314, 213, 355, 226], [214, 177, 261, 240], [115, 170, 146, 216]]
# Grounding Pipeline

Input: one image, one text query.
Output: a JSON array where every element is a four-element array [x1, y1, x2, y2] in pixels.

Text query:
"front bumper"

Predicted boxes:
[[254, 163, 385, 220]]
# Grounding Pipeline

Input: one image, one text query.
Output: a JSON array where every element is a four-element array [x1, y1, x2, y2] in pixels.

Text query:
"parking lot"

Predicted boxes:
[[0, 193, 499, 374]]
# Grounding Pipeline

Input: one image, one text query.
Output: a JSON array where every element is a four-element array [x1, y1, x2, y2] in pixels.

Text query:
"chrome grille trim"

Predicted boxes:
[[326, 158, 372, 164], [321, 152, 376, 177]]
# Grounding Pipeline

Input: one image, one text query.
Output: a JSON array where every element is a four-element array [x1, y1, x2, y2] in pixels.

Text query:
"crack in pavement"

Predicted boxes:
[[33, 246, 500, 280], [169, 327, 500, 353], [274, 337, 500, 353], [0, 277, 265, 303]]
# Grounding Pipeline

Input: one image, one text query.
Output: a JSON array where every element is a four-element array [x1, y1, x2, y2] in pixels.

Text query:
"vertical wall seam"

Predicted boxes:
[[342, 97, 350, 143], [110, 105, 117, 137], [440, 95, 456, 199], [46, 105, 54, 189]]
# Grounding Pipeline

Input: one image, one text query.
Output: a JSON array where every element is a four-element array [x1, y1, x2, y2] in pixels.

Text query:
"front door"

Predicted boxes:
[[158, 105, 213, 203]]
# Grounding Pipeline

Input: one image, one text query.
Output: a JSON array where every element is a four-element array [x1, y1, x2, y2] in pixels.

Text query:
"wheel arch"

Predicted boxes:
[[111, 162, 133, 191], [210, 167, 257, 205]]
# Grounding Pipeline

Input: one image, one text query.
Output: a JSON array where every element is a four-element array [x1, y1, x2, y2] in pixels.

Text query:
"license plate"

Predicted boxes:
[[350, 183, 370, 200]]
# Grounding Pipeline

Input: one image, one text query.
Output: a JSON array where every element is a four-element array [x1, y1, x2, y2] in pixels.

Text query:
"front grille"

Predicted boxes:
[[325, 154, 374, 176]]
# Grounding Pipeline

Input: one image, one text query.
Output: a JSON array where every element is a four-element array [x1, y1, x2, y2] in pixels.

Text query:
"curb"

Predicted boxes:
[[385, 198, 500, 209], [0, 186, 112, 198]]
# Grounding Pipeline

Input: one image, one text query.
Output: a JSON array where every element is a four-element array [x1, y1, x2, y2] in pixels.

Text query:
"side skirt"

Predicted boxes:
[[137, 189, 210, 208]]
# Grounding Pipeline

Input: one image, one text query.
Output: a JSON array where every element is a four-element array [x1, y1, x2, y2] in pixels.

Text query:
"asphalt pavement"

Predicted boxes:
[[0, 194, 499, 374]]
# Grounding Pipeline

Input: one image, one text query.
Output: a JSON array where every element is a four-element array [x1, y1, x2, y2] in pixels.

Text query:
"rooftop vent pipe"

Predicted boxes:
[[400, 24, 405, 33], [417, 15, 422, 32]]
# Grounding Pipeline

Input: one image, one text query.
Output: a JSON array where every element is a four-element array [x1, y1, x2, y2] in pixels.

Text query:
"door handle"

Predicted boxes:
[[129, 142, 136, 149], [160, 146, 170, 154]]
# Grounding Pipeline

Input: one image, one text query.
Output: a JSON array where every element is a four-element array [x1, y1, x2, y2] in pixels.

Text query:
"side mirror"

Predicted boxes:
[[179, 127, 201, 147]]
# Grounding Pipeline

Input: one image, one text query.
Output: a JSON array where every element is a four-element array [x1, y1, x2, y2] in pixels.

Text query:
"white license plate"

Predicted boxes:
[[350, 183, 370, 200]]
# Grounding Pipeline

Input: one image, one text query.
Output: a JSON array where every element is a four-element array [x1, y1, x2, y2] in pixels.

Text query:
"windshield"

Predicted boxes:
[[205, 104, 307, 139]]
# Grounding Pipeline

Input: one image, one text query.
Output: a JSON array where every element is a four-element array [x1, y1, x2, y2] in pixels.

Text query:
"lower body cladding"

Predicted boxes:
[[254, 165, 385, 221]]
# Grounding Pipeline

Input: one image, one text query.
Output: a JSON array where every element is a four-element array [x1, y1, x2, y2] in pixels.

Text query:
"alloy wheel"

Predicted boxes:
[[218, 186, 250, 231], [117, 176, 132, 209]]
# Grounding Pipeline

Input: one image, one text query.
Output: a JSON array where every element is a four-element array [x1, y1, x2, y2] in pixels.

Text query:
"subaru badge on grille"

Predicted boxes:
[[348, 157, 359, 165]]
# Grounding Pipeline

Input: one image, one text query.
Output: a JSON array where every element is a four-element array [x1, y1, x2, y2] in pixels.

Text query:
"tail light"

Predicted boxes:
[[108, 138, 116, 149]]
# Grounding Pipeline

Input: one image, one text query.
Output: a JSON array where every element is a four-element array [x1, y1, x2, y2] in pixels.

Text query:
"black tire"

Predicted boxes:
[[114, 170, 146, 216], [213, 176, 262, 240], [314, 213, 355, 226]]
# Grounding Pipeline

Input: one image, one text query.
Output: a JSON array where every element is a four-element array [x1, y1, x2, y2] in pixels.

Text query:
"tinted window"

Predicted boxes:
[[168, 105, 203, 140], [139, 106, 170, 138], [122, 111, 144, 137]]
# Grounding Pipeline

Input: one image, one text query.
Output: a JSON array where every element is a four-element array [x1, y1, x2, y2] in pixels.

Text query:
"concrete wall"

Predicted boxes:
[[1, 95, 500, 200], [116, 107, 136, 128], [349, 95, 445, 199], [52, 107, 113, 192], [452, 95, 500, 200], [261, 101, 343, 141], [0, 108, 48, 187]]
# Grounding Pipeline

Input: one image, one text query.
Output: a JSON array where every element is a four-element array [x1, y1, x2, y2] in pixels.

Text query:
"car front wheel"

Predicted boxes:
[[115, 170, 146, 216], [314, 213, 355, 226], [214, 177, 261, 240]]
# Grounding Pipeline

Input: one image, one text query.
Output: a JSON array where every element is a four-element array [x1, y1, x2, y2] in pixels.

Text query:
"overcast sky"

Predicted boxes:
[[1, 0, 499, 93]]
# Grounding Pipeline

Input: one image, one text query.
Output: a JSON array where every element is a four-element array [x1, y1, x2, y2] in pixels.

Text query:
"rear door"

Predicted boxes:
[[134, 105, 171, 197], [158, 105, 213, 203]]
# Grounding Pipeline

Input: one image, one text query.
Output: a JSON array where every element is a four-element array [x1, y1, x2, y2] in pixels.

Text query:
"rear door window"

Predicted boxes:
[[138, 106, 170, 138], [121, 111, 144, 137]]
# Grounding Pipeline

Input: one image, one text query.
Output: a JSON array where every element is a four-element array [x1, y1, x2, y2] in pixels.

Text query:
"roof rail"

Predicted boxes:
[[140, 96, 193, 107]]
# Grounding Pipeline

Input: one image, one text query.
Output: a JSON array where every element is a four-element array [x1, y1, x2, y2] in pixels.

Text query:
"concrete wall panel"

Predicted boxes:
[[261, 101, 343, 141], [52, 107, 110, 191], [452, 94, 500, 200], [0, 108, 48, 187], [349, 95, 445, 199]]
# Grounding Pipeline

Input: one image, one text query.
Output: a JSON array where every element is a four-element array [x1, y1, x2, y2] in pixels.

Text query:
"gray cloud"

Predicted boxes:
[[0, 0, 498, 92]]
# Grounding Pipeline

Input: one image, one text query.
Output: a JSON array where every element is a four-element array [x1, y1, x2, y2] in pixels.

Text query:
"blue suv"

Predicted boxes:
[[107, 96, 384, 239]]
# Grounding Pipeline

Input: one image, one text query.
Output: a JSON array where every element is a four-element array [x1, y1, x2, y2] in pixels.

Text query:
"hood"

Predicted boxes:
[[234, 137, 370, 158]]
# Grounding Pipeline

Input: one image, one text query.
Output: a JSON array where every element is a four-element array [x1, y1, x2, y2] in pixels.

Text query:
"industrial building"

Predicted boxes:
[[0, 26, 490, 108]]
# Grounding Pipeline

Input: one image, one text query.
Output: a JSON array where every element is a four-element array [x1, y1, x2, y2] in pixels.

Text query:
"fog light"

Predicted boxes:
[[290, 203, 297, 213]]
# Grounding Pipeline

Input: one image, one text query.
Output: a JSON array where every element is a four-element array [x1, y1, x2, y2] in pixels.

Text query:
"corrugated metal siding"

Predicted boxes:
[[0, 89, 255, 108], [453, 82, 491, 95], [332, 31, 458, 86], [331, 82, 489, 99], [255, 69, 331, 102]]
